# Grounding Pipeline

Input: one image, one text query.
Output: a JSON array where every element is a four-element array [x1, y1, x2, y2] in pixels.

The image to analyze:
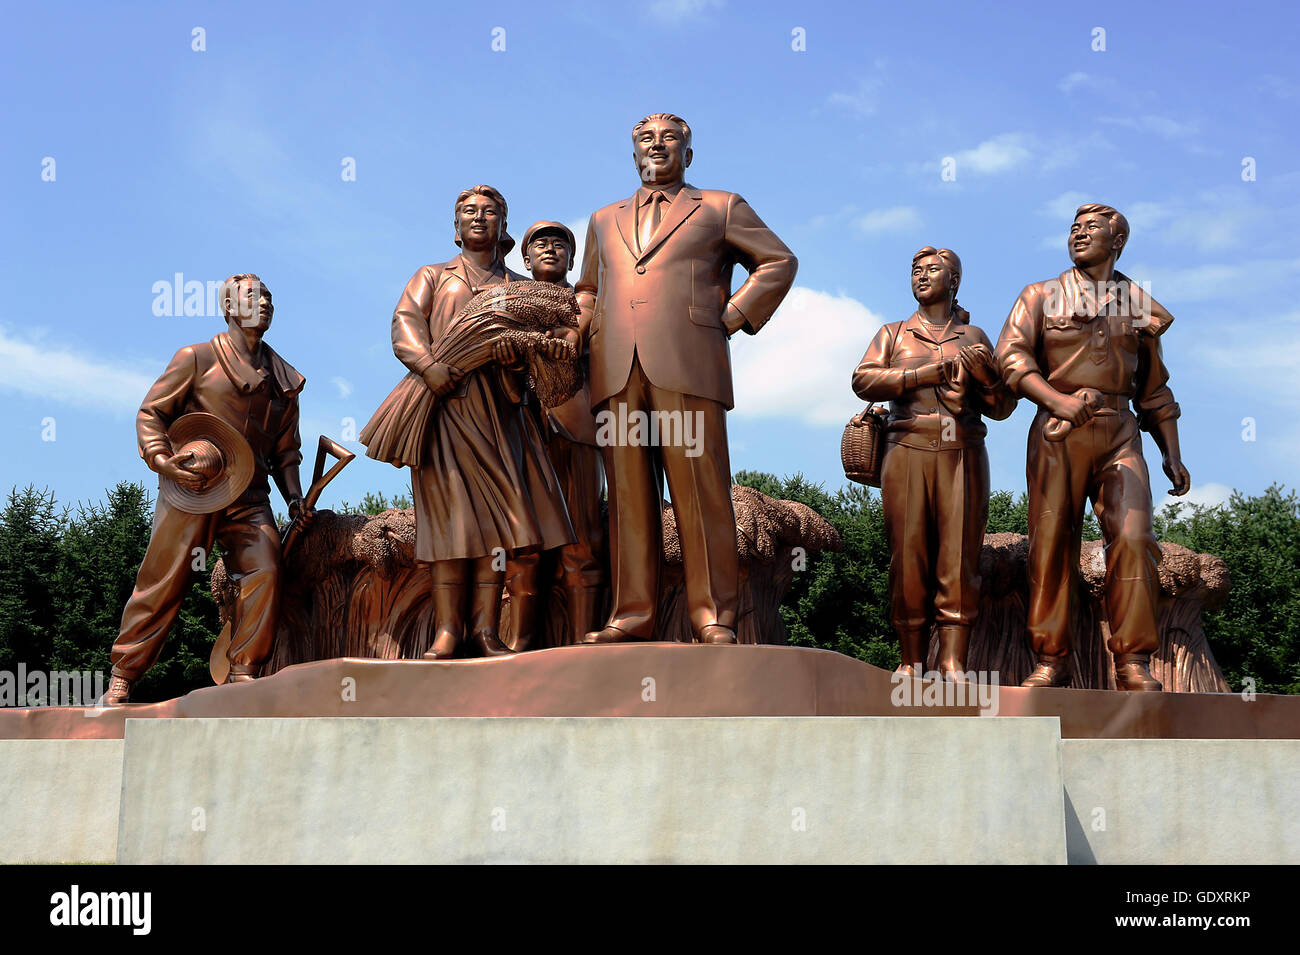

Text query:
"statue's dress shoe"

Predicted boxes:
[[1021, 654, 1071, 688], [102, 674, 133, 706], [582, 625, 640, 644], [1114, 653, 1163, 692], [698, 624, 737, 644]]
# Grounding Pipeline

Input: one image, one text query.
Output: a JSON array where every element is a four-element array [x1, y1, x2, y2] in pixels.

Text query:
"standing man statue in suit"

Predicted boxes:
[[575, 113, 797, 645]]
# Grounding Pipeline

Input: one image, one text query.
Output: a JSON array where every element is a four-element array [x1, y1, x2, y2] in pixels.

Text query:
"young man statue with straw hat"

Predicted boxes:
[[103, 274, 312, 704]]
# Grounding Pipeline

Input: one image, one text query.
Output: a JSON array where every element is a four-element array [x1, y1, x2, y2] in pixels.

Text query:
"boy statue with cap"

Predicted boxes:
[[516, 220, 607, 645], [103, 274, 312, 704]]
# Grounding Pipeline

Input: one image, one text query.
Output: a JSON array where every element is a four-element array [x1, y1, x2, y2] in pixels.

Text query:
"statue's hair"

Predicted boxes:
[[219, 273, 269, 318], [453, 184, 510, 252], [912, 247, 962, 294], [1074, 203, 1129, 260], [633, 112, 691, 147], [454, 184, 508, 222]]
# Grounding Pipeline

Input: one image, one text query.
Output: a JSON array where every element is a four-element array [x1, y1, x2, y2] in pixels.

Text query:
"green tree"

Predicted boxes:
[[0, 482, 220, 704], [337, 490, 413, 516], [0, 486, 65, 674], [735, 470, 897, 668], [1155, 486, 1300, 694]]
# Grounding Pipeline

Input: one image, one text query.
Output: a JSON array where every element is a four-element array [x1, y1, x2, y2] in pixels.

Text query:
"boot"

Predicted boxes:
[[225, 664, 259, 684], [423, 574, 464, 660], [470, 575, 511, 657], [895, 628, 927, 678], [1114, 652, 1163, 691], [1022, 651, 1071, 688], [936, 624, 970, 683], [565, 585, 603, 647], [504, 555, 543, 653]]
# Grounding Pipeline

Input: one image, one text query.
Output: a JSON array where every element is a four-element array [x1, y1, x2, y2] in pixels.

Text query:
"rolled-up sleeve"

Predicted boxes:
[[272, 393, 304, 475], [1134, 335, 1180, 431], [851, 325, 907, 400], [996, 285, 1044, 395]]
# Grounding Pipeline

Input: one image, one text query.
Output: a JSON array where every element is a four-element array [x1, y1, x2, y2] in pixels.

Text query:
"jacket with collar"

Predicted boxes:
[[575, 183, 797, 409]]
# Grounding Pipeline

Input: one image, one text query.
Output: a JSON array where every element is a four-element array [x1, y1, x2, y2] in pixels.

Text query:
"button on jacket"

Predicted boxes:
[[852, 310, 1017, 449], [576, 183, 797, 409], [997, 267, 1180, 431]]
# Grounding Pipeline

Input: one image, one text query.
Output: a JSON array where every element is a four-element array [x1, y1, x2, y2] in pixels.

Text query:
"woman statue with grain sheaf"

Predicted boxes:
[[386, 184, 574, 659]]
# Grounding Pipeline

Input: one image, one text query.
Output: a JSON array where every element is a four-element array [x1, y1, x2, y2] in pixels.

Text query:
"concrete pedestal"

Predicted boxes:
[[1062, 739, 1300, 864], [116, 717, 1066, 864], [0, 740, 123, 864]]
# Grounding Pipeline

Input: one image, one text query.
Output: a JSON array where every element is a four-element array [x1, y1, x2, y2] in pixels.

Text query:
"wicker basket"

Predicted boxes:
[[841, 404, 887, 488]]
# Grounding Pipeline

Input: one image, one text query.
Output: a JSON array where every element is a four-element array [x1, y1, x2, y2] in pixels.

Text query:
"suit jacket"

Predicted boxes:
[[575, 183, 797, 409]]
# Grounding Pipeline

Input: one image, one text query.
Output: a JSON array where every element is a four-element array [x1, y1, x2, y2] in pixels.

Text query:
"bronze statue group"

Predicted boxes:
[[101, 113, 1189, 704]]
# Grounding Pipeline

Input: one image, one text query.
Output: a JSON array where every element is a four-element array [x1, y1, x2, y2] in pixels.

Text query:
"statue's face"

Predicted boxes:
[[633, 118, 690, 185], [911, 255, 953, 306], [524, 233, 572, 281], [457, 194, 502, 252], [227, 280, 273, 332], [1070, 211, 1123, 267]]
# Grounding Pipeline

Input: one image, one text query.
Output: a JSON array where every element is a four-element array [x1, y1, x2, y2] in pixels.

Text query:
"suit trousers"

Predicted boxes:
[[598, 353, 737, 638], [880, 441, 989, 633], [1025, 408, 1161, 657], [111, 495, 281, 679]]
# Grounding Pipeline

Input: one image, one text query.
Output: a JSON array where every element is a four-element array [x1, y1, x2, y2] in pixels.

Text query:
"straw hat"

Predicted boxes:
[[158, 413, 255, 514]]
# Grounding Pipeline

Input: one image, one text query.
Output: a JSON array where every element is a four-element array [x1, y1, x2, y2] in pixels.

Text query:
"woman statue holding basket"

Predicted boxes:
[[850, 247, 1016, 680], [361, 185, 576, 659]]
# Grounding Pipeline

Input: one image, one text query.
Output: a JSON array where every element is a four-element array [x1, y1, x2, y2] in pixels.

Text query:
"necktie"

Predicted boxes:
[[638, 191, 663, 252]]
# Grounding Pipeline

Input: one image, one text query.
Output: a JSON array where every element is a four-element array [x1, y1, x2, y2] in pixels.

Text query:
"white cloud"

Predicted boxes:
[[1101, 114, 1199, 140], [1158, 482, 1233, 512], [330, 376, 354, 399], [1057, 71, 1123, 97], [1040, 191, 1092, 222], [854, 205, 921, 235], [731, 287, 885, 426], [828, 74, 886, 118], [1124, 258, 1300, 303], [647, 0, 723, 23], [0, 326, 154, 416], [951, 133, 1033, 175]]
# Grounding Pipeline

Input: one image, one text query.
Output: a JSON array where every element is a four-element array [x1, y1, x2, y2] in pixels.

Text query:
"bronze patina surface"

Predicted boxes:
[[3, 645, 1294, 741]]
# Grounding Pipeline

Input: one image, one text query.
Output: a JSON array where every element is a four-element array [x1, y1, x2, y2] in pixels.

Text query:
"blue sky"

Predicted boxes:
[[2, 0, 1298, 512]]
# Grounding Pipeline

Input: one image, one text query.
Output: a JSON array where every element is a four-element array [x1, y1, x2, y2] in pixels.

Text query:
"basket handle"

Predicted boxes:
[[850, 403, 880, 427]]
